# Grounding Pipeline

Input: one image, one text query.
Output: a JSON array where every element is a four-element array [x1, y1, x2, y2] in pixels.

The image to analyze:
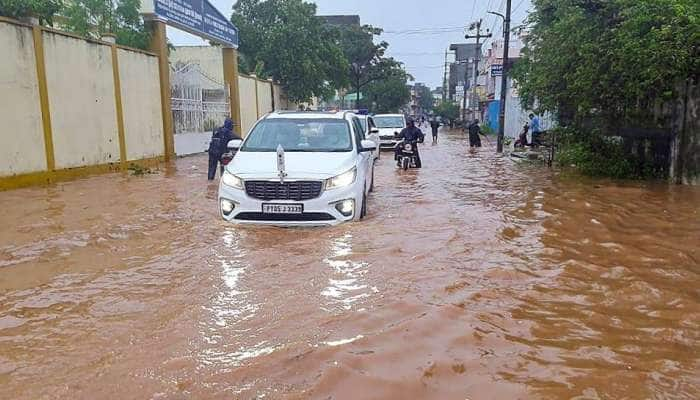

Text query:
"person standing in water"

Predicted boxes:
[[429, 118, 441, 143], [467, 119, 482, 148]]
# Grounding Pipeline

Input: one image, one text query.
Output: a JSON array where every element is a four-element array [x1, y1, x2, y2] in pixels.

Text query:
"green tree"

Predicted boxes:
[[232, 0, 348, 102], [416, 85, 434, 112], [0, 0, 63, 25], [62, 0, 150, 49], [512, 0, 699, 127], [434, 101, 460, 122], [511, 0, 699, 179], [363, 68, 412, 113], [331, 23, 389, 104]]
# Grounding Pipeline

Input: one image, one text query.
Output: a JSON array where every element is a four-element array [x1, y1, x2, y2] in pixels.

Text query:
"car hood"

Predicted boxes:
[[228, 151, 357, 180]]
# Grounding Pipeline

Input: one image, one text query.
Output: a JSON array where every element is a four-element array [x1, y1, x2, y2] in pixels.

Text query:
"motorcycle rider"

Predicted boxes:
[[395, 117, 425, 168]]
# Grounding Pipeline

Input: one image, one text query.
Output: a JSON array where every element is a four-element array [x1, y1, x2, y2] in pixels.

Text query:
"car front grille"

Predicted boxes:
[[380, 135, 396, 140], [245, 180, 323, 201], [235, 212, 335, 222]]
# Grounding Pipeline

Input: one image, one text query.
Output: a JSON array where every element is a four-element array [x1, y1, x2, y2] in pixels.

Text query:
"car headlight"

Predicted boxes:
[[325, 167, 356, 190], [221, 172, 244, 189]]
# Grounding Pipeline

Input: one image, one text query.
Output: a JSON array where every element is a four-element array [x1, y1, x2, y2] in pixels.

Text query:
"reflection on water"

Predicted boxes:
[[321, 234, 373, 311], [0, 129, 699, 399]]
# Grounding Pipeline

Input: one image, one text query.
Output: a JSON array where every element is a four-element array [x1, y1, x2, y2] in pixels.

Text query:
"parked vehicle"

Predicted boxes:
[[395, 140, 421, 170], [373, 114, 406, 150], [356, 114, 381, 161], [218, 111, 377, 226]]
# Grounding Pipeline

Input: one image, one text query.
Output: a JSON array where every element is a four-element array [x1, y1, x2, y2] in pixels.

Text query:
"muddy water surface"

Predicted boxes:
[[1, 130, 699, 399]]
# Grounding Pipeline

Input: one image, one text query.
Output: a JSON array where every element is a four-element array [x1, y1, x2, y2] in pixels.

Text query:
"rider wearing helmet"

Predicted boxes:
[[395, 117, 425, 168]]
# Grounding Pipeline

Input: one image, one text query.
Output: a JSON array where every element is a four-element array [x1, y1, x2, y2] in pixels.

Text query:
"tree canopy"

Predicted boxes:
[[416, 85, 434, 112], [434, 101, 460, 122], [62, 0, 150, 49], [362, 67, 412, 113], [327, 21, 413, 111], [232, 0, 348, 102], [0, 0, 62, 25], [512, 0, 700, 126], [0, 0, 150, 49]]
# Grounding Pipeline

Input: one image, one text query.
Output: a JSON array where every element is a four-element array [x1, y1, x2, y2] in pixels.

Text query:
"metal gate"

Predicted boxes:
[[171, 62, 229, 134]]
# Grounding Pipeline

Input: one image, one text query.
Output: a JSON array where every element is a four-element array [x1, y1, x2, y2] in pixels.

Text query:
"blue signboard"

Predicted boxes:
[[153, 0, 239, 47], [491, 64, 503, 77]]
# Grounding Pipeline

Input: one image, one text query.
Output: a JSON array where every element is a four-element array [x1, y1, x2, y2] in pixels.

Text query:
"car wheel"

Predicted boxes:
[[369, 165, 375, 193]]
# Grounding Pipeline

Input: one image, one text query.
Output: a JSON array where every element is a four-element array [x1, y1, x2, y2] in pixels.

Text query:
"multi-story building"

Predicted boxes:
[[447, 43, 482, 119], [481, 34, 553, 139]]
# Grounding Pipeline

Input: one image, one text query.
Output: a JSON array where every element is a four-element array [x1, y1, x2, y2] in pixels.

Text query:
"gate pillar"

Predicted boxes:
[[222, 47, 242, 137], [149, 20, 175, 161]]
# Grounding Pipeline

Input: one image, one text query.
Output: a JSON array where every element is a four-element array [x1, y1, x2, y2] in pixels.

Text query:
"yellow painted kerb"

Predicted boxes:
[[111, 44, 128, 170], [32, 25, 55, 171], [0, 156, 166, 191]]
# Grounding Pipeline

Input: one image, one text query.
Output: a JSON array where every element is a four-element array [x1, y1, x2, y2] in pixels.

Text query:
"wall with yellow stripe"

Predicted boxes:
[[0, 18, 164, 190]]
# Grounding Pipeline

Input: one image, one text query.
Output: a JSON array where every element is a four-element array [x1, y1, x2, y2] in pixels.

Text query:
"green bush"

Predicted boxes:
[[555, 127, 664, 179]]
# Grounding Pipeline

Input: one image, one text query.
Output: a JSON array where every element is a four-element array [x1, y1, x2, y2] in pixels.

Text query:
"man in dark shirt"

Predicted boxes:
[[208, 118, 240, 180], [467, 119, 482, 148], [395, 118, 425, 168], [429, 118, 441, 143]]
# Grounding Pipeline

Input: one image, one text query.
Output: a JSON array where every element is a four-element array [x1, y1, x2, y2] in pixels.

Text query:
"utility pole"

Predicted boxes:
[[496, 0, 512, 153], [464, 19, 491, 124], [442, 49, 448, 102]]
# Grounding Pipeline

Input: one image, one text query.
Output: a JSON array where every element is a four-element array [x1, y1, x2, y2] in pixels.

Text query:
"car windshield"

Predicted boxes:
[[374, 116, 404, 128], [241, 118, 353, 152]]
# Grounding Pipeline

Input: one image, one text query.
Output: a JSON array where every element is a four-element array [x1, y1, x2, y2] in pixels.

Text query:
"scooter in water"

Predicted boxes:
[[395, 140, 421, 170]]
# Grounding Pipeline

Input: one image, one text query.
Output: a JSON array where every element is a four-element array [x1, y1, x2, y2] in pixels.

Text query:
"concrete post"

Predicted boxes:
[[148, 20, 175, 161], [222, 47, 242, 136]]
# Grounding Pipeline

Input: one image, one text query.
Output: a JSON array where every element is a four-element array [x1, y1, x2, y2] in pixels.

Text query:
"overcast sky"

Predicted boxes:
[[167, 0, 533, 88]]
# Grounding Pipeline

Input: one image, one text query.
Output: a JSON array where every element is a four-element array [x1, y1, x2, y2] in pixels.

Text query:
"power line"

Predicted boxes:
[[382, 26, 466, 34], [469, 0, 477, 23], [391, 51, 446, 56]]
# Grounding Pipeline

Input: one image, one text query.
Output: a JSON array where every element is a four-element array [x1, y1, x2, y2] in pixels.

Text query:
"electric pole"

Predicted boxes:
[[464, 19, 491, 123], [442, 49, 448, 102], [496, 0, 512, 153]]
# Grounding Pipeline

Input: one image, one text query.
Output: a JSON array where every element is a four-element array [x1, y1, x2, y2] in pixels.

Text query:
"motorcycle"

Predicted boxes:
[[395, 140, 421, 170]]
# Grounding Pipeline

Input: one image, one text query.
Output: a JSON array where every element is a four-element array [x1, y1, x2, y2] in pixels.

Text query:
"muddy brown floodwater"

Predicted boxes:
[[1, 129, 699, 400]]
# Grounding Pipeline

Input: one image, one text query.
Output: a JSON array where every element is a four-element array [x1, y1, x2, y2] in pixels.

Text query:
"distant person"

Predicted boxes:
[[208, 118, 240, 181], [467, 119, 482, 148], [429, 118, 441, 143], [529, 113, 541, 146]]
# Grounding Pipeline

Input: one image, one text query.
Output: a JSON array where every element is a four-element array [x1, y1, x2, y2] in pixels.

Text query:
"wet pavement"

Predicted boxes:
[[1, 129, 699, 399]]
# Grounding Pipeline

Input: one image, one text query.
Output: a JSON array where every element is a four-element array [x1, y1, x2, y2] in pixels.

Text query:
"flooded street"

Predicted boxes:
[[1, 129, 699, 399]]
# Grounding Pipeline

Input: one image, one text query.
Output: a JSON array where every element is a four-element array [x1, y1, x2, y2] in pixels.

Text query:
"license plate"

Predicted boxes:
[[262, 203, 303, 214]]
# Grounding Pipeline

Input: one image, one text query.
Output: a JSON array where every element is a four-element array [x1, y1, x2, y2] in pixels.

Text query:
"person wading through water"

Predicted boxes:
[[429, 118, 441, 143], [467, 119, 483, 148], [207, 118, 240, 181]]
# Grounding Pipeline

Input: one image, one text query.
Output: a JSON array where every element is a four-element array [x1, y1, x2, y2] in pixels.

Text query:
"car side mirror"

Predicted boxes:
[[227, 139, 243, 150], [360, 139, 377, 152], [370, 128, 379, 134]]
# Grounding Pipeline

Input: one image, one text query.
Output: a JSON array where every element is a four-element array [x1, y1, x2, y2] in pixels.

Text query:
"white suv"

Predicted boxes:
[[218, 111, 377, 226], [356, 114, 381, 160], [372, 114, 406, 149]]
